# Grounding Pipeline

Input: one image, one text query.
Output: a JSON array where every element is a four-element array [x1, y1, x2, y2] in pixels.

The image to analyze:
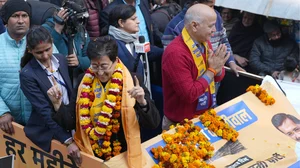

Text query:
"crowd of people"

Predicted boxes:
[[0, 0, 299, 166]]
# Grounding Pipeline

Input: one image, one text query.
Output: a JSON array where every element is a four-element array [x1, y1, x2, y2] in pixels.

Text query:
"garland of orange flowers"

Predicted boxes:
[[199, 109, 239, 142], [246, 84, 275, 105], [79, 62, 123, 160], [151, 119, 215, 168]]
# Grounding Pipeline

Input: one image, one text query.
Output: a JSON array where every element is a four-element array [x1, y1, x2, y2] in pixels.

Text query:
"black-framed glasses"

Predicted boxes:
[[90, 61, 114, 72]]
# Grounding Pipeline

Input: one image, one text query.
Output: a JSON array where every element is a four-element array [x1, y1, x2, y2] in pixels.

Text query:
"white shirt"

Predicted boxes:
[[36, 55, 69, 105]]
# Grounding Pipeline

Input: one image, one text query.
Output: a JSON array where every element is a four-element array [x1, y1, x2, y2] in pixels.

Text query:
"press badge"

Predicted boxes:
[[196, 92, 209, 110]]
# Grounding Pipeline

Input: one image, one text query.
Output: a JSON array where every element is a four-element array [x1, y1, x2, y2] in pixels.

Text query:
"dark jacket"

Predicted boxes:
[[84, 0, 102, 38], [249, 35, 300, 75], [114, 38, 163, 77], [228, 21, 263, 60], [228, 21, 263, 72], [151, 3, 182, 34], [0, 17, 6, 35], [20, 54, 73, 152], [42, 18, 91, 72], [100, 0, 162, 46]]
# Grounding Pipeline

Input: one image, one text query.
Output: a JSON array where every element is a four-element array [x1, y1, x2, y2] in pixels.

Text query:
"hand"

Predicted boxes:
[[67, 54, 79, 67], [0, 113, 14, 134], [67, 142, 82, 166], [272, 71, 280, 79], [54, 8, 69, 34], [229, 62, 246, 77], [208, 44, 230, 74], [47, 76, 62, 111], [128, 76, 147, 106], [234, 54, 248, 67]]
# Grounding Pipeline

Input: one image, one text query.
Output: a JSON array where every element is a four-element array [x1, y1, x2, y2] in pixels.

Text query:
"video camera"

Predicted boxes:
[[54, 0, 89, 36]]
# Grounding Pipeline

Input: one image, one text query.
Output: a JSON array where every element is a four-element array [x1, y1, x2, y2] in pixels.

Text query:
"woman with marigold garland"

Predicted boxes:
[[48, 36, 160, 167]]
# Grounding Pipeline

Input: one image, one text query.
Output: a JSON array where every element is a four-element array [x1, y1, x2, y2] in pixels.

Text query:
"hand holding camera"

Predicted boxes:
[[67, 54, 79, 67], [54, 8, 69, 34]]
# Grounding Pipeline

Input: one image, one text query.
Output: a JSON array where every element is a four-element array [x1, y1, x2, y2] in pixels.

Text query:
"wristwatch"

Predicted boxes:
[[64, 138, 73, 147]]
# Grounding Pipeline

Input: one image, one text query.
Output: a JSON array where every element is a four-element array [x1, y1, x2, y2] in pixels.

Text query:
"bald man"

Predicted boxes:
[[162, 0, 244, 76], [161, 4, 229, 130]]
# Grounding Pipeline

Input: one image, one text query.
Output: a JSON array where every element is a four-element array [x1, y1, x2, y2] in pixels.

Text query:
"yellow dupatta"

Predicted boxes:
[[181, 27, 217, 110]]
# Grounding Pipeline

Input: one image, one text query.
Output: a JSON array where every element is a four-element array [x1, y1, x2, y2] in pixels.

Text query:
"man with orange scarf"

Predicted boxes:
[[162, 4, 229, 130], [48, 36, 160, 167]]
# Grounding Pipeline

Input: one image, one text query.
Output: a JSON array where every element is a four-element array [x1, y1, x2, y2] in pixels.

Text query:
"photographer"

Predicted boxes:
[[42, 1, 90, 79]]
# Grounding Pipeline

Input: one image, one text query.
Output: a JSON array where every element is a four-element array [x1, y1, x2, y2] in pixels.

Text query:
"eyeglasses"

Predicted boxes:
[[269, 31, 281, 39], [90, 61, 113, 72]]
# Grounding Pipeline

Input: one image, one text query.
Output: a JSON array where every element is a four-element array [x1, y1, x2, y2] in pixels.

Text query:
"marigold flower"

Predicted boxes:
[[80, 118, 91, 126], [152, 165, 160, 168], [216, 129, 223, 136], [110, 83, 119, 89], [99, 116, 110, 123], [112, 72, 123, 79], [246, 85, 275, 106], [78, 98, 90, 105], [102, 105, 113, 113], [114, 105, 121, 111], [95, 127, 106, 134], [83, 76, 93, 83], [102, 141, 111, 147], [107, 94, 116, 102]]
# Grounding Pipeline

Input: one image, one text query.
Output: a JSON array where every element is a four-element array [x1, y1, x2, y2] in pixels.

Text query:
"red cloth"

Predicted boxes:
[[162, 35, 225, 122], [85, 0, 101, 38]]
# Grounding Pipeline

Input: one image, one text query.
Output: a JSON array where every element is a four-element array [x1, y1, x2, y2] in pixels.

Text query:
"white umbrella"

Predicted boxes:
[[215, 0, 300, 21]]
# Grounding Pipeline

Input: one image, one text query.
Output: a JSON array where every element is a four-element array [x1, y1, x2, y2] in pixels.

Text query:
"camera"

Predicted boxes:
[[54, 0, 89, 36]]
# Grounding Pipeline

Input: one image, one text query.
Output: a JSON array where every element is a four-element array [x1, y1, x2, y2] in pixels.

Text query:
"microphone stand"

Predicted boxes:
[[67, 34, 75, 86]]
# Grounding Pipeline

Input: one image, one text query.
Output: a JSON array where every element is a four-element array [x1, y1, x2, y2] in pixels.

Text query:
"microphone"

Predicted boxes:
[[133, 36, 150, 72]]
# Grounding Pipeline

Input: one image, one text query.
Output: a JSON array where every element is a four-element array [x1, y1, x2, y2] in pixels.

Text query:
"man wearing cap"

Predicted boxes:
[[249, 20, 299, 78], [0, 0, 32, 134]]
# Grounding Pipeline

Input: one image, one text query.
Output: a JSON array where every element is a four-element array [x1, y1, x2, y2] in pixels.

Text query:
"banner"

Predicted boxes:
[[0, 123, 107, 168], [1, 81, 299, 167], [143, 81, 300, 167]]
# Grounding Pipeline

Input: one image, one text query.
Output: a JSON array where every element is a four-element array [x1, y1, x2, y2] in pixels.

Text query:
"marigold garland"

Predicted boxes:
[[151, 119, 215, 168], [246, 84, 275, 105], [79, 62, 123, 160], [199, 109, 239, 142]]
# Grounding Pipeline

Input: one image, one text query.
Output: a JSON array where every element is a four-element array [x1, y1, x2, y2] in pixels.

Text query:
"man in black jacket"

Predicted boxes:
[[249, 21, 299, 78]]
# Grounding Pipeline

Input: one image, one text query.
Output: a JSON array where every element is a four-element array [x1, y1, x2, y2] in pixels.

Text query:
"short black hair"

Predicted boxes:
[[87, 35, 118, 62], [271, 113, 300, 132], [284, 57, 298, 72], [109, 4, 136, 28]]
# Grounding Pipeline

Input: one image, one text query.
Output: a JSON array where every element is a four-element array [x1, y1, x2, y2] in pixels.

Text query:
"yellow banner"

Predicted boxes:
[[0, 123, 107, 168], [143, 81, 299, 168]]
